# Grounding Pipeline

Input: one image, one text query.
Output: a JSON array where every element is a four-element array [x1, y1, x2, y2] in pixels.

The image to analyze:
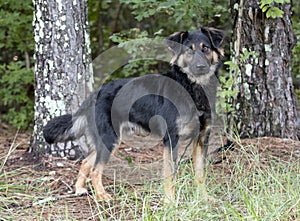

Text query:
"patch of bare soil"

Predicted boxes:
[[0, 126, 299, 220]]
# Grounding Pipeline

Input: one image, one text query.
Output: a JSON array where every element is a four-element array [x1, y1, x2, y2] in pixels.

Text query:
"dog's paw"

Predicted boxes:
[[196, 186, 218, 204], [204, 194, 217, 204], [75, 187, 88, 195], [163, 196, 175, 205], [96, 191, 112, 201]]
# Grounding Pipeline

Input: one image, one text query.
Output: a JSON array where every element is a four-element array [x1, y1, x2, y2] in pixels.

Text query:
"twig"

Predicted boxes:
[[8, 192, 87, 211], [0, 129, 20, 173]]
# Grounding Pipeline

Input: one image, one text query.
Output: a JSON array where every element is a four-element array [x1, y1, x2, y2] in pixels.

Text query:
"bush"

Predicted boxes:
[[0, 62, 34, 129], [0, 0, 34, 129]]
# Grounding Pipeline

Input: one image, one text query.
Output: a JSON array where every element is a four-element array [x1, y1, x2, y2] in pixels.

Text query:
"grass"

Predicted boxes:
[[0, 137, 299, 220]]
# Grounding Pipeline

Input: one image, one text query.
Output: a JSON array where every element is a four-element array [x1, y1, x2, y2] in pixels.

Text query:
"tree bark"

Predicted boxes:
[[228, 0, 297, 139], [31, 0, 93, 158]]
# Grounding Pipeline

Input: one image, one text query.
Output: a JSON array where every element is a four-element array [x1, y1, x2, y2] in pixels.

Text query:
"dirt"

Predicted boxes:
[[0, 125, 299, 220]]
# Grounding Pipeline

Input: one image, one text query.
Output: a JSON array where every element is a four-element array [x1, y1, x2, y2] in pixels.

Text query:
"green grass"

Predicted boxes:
[[0, 138, 299, 220]]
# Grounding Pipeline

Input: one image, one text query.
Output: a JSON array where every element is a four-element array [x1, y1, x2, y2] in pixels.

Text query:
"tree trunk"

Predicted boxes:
[[31, 0, 93, 158], [228, 0, 297, 139]]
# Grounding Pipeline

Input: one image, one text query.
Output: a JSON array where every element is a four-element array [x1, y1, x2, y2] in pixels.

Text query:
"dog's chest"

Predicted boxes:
[[176, 111, 203, 141]]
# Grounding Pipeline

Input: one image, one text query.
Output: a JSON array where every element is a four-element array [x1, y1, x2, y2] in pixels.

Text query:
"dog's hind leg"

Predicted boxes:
[[90, 144, 114, 201], [75, 151, 96, 195], [90, 162, 112, 201]]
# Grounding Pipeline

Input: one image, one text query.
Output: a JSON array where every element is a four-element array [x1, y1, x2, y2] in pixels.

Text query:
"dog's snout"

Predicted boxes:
[[196, 63, 207, 69]]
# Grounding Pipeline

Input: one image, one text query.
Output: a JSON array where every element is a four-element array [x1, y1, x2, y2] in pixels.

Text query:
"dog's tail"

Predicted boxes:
[[43, 114, 86, 144]]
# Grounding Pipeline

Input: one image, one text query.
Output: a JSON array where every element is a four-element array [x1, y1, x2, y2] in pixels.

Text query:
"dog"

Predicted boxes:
[[43, 27, 225, 203]]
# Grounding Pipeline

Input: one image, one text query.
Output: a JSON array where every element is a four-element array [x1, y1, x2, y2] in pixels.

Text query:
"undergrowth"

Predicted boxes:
[[0, 137, 299, 220]]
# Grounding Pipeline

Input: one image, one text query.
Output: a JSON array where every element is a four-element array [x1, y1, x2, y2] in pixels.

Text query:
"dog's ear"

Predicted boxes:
[[165, 31, 188, 64], [166, 31, 189, 45], [201, 27, 225, 55]]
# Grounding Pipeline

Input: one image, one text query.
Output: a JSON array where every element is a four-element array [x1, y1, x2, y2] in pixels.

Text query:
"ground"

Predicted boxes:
[[0, 124, 299, 220]]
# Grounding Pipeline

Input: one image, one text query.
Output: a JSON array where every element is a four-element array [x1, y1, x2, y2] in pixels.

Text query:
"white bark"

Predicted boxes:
[[31, 0, 93, 157]]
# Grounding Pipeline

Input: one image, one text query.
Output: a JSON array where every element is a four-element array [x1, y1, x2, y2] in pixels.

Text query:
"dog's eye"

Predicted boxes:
[[202, 46, 210, 53]]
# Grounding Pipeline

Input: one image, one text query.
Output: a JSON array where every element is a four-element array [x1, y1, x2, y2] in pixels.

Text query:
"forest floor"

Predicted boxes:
[[0, 124, 299, 220]]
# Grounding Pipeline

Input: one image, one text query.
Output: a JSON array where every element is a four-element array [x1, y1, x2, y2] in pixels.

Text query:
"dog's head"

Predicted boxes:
[[166, 27, 225, 83]]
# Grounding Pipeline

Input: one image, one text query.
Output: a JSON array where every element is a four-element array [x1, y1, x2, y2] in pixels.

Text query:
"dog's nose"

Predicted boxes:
[[196, 64, 207, 69]]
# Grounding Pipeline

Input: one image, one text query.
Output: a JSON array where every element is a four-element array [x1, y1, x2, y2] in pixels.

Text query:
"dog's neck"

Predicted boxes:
[[169, 65, 219, 87], [168, 65, 219, 114]]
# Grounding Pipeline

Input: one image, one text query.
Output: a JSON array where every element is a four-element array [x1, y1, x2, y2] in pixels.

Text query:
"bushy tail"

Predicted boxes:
[[43, 114, 82, 144]]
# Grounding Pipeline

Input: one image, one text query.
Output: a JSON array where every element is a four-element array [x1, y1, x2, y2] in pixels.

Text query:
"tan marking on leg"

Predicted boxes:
[[192, 141, 206, 185], [163, 147, 175, 204], [75, 151, 95, 195], [90, 163, 112, 201], [192, 120, 210, 187], [193, 122, 217, 203]]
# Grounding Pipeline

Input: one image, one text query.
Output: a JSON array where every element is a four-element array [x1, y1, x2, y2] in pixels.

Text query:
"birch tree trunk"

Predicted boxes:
[[31, 0, 93, 158], [228, 0, 298, 139]]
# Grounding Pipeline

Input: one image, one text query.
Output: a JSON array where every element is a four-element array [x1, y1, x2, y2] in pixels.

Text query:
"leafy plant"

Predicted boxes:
[[259, 0, 290, 18], [0, 62, 34, 129], [102, 0, 230, 82], [217, 49, 258, 124], [120, 0, 213, 24], [109, 28, 164, 80], [0, 0, 34, 129], [291, 2, 300, 100]]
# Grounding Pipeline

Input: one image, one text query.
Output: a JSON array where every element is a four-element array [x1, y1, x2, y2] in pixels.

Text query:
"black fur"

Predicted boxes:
[[43, 114, 73, 144]]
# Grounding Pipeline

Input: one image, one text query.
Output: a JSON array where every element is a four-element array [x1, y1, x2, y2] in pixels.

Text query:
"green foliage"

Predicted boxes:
[[120, 0, 213, 24], [217, 49, 258, 119], [120, 0, 228, 30], [109, 28, 165, 79], [217, 71, 239, 114], [0, 0, 298, 130], [239, 48, 259, 63], [88, 0, 230, 57], [0, 0, 34, 54], [259, 0, 290, 18], [0, 0, 34, 129], [92, 0, 230, 81], [0, 62, 34, 129]]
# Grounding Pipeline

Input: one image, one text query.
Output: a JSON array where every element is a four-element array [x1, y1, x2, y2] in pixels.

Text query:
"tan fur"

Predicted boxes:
[[163, 147, 175, 203], [75, 151, 111, 201], [90, 164, 112, 200], [218, 47, 225, 56], [191, 43, 196, 51], [75, 152, 95, 195], [199, 41, 223, 64], [199, 42, 203, 49], [192, 119, 210, 187], [211, 51, 219, 64]]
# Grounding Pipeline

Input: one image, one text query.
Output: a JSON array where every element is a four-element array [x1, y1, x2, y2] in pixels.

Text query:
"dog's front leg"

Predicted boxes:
[[163, 146, 176, 204], [192, 123, 210, 195]]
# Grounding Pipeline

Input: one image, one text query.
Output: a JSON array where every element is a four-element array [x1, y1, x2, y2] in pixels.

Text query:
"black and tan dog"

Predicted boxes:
[[43, 27, 225, 203]]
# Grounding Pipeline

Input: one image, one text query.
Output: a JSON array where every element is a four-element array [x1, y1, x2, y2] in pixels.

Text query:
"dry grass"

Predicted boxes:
[[0, 131, 299, 220]]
